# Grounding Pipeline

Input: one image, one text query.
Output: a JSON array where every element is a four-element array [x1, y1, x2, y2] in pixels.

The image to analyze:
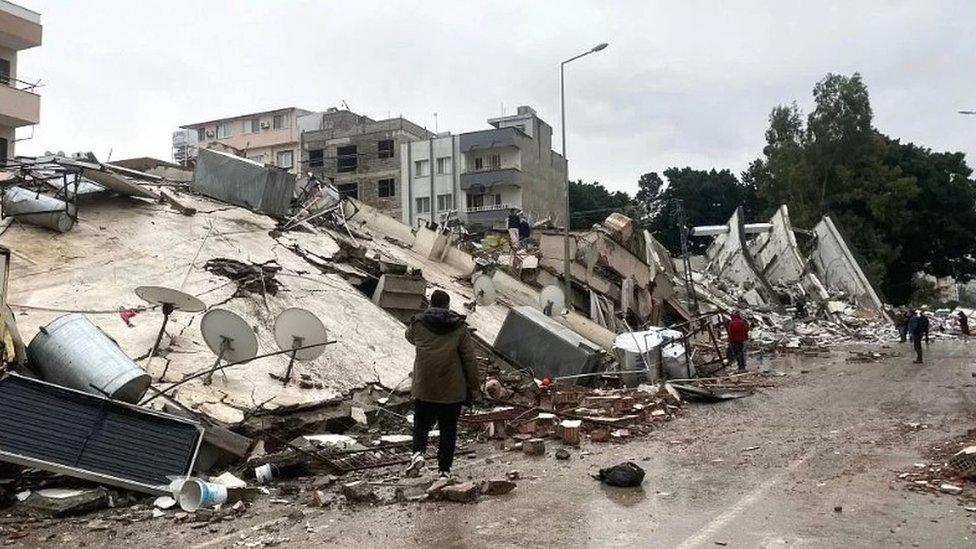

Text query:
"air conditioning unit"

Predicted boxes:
[[206, 130, 215, 137], [260, 122, 271, 129]]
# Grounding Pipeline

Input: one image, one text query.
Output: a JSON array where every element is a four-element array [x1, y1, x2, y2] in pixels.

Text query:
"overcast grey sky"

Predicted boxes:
[[14, 0, 976, 194]]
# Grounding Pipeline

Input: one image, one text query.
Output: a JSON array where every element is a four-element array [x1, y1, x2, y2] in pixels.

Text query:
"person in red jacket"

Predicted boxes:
[[726, 311, 750, 371]]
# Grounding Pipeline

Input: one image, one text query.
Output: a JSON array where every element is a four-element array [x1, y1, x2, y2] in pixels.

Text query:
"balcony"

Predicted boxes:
[[0, 1, 42, 50], [0, 77, 40, 127], [464, 203, 516, 229], [459, 167, 522, 191], [459, 127, 519, 153]]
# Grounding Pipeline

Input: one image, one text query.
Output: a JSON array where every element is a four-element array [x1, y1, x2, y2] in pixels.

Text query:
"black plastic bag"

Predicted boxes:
[[595, 461, 645, 487]]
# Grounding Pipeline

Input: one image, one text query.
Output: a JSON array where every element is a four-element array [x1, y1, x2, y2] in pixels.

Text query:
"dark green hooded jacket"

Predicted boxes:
[[405, 308, 481, 404]]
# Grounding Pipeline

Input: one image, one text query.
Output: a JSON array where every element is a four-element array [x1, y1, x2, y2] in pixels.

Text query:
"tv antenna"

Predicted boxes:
[[199, 309, 258, 385], [472, 274, 497, 306], [538, 285, 566, 317], [135, 286, 206, 378], [273, 307, 329, 385]]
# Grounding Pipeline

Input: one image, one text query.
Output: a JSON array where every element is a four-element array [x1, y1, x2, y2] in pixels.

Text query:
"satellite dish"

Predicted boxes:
[[472, 274, 497, 306], [538, 285, 566, 317], [199, 309, 259, 385], [273, 308, 329, 384], [135, 286, 207, 379]]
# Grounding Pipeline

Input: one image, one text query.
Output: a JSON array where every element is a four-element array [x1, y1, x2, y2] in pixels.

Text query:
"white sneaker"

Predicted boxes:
[[438, 470, 451, 480], [404, 452, 425, 477]]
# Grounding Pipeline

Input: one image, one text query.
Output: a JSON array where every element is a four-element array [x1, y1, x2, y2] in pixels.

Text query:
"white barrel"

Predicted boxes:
[[26, 314, 151, 403], [2, 186, 76, 233]]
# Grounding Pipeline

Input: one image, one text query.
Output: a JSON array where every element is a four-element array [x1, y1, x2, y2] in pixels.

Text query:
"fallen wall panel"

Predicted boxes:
[[192, 148, 294, 216], [810, 216, 885, 315]]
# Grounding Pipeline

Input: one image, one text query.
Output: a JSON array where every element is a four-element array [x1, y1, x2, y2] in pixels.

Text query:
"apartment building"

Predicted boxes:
[[180, 107, 312, 172], [400, 105, 567, 230], [299, 108, 432, 219], [0, 0, 41, 163]]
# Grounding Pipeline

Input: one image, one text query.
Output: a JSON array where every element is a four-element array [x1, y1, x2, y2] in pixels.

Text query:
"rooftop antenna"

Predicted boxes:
[[538, 285, 566, 317], [472, 274, 497, 306], [273, 307, 329, 385], [135, 286, 206, 379], [199, 309, 258, 385], [433, 112, 438, 133], [341, 100, 350, 111]]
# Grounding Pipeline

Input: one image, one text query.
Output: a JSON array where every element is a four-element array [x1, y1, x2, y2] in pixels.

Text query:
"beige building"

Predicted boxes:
[[0, 0, 41, 163], [180, 107, 312, 172]]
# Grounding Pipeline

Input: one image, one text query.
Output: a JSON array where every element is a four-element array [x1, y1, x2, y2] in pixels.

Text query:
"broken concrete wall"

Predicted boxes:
[[493, 306, 602, 383], [192, 148, 295, 216], [749, 205, 805, 285], [810, 216, 886, 314]]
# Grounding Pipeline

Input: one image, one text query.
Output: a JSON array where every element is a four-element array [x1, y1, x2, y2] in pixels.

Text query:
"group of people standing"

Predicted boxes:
[[896, 309, 971, 364]]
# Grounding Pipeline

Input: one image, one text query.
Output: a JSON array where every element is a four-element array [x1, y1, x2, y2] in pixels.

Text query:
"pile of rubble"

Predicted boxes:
[[897, 429, 976, 503]]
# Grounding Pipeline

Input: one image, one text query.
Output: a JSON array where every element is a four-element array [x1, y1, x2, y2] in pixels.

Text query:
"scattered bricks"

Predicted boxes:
[[436, 482, 479, 503], [535, 413, 557, 437], [555, 448, 571, 461], [650, 409, 667, 418], [611, 397, 636, 416], [488, 420, 508, 439], [559, 420, 582, 446], [480, 479, 517, 496], [939, 483, 963, 495], [948, 446, 976, 478], [310, 490, 329, 507], [611, 428, 632, 441], [395, 484, 429, 503], [341, 481, 378, 504], [589, 427, 611, 443], [523, 438, 546, 456], [516, 420, 537, 436]]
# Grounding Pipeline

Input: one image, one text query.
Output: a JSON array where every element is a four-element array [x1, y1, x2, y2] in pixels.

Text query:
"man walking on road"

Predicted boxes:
[[726, 311, 750, 371], [404, 290, 481, 479], [908, 309, 925, 364]]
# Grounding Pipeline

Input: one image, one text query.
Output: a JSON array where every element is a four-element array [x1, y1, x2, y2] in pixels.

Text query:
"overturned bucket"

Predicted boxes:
[[178, 479, 228, 511], [26, 314, 151, 403]]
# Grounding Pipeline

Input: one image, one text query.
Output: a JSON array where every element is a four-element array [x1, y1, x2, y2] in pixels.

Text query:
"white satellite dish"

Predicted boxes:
[[199, 309, 259, 385], [135, 285, 207, 378], [538, 285, 566, 317], [472, 274, 497, 306], [273, 308, 329, 384]]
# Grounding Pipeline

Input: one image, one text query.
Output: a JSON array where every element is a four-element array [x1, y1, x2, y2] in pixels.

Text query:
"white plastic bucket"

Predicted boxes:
[[254, 464, 274, 484], [179, 479, 228, 511]]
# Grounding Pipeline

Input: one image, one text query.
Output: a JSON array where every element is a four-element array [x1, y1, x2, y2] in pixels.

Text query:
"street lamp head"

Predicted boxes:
[[592, 42, 609, 52]]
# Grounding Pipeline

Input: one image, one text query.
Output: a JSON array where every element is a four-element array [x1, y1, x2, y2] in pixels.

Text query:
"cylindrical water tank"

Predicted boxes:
[[2, 186, 77, 233], [26, 314, 151, 403]]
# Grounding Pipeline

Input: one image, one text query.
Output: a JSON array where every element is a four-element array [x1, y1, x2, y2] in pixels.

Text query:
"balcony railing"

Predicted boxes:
[[0, 75, 41, 93], [465, 203, 515, 213]]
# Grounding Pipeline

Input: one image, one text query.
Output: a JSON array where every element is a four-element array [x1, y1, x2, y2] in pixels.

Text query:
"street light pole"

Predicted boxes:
[[561, 42, 608, 310]]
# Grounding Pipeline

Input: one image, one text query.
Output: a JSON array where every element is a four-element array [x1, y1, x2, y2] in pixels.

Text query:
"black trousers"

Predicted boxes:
[[728, 342, 746, 369], [912, 335, 923, 363], [412, 400, 463, 473]]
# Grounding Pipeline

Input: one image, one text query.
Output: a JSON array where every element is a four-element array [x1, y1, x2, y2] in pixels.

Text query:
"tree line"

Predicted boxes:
[[569, 73, 976, 305]]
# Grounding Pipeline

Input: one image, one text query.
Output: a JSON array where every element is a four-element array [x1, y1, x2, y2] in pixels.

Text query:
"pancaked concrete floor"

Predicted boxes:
[[12, 341, 976, 548]]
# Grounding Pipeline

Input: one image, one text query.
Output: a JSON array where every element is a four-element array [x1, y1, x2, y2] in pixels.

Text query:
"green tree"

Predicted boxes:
[[640, 167, 758, 253], [567, 180, 637, 230]]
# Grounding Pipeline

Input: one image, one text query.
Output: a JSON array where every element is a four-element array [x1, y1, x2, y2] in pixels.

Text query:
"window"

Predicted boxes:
[[489, 154, 501, 169], [436, 157, 450, 175], [218, 122, 232, 139], [377, 140, 394, 159], [0, 58, 10, 85], [242, 118, 259, 133], [415, 196, 431, 214], [0, 137, 7, 164], [197, 128, 207, 142], [437, 194, 454, 211], [466, 193, 502, 209], [414, 159, 429, 176], [276, 150, 294, 169], [514, 124, 526, 133], [273, 114, 287, 130], [338, 183, 359, 199], [309, 149, 324, 168], [248, 154, 265, 164], [337, 145, 357, 172], [377, 178, 396, 198], [474, 157, 483, 171]]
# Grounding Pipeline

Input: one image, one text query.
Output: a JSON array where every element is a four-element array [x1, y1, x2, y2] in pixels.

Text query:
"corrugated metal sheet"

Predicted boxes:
[[191, 148, 295, 216], [0, 374, 203, 494], [493, 306, 602, 385]]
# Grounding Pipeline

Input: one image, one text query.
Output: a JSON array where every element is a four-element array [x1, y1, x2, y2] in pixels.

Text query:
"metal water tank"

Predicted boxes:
[[2, 186, 77, 233], [26, 314, 151, 403]]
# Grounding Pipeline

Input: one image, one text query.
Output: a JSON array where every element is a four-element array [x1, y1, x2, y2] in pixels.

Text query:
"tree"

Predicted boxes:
[[567, 180, 637, 230], [640, 167, 758, 253]]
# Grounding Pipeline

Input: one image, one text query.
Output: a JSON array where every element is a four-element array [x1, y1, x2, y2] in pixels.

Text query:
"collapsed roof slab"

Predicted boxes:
[[749, 204, 806, 285], [0, 192, 414, 424], [701, 206, 780, 306], [810, 216, 886, 316]]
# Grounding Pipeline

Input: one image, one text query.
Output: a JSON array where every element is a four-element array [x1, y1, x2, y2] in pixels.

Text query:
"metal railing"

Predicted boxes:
[[465, 203, 514, 213], [0, 75, 41, 93]]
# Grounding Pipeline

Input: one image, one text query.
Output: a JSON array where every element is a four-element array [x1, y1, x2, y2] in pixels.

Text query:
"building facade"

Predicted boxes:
[[180, 107, 312, 172], [299, 108, 432, 219], [400, 106, 566, 229], [0, 0, 41, 163]]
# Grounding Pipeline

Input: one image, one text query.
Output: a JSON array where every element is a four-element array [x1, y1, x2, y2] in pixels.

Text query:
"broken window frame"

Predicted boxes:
[[337, 145, 358, 173], [309, 149, 324, 168], [337, 182, 359, 199], [377, 139, 395, 159], [377, 178, 396, 198]]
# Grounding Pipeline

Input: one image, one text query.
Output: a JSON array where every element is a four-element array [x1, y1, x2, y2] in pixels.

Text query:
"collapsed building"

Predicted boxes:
[[0, 148, 901, 512]]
